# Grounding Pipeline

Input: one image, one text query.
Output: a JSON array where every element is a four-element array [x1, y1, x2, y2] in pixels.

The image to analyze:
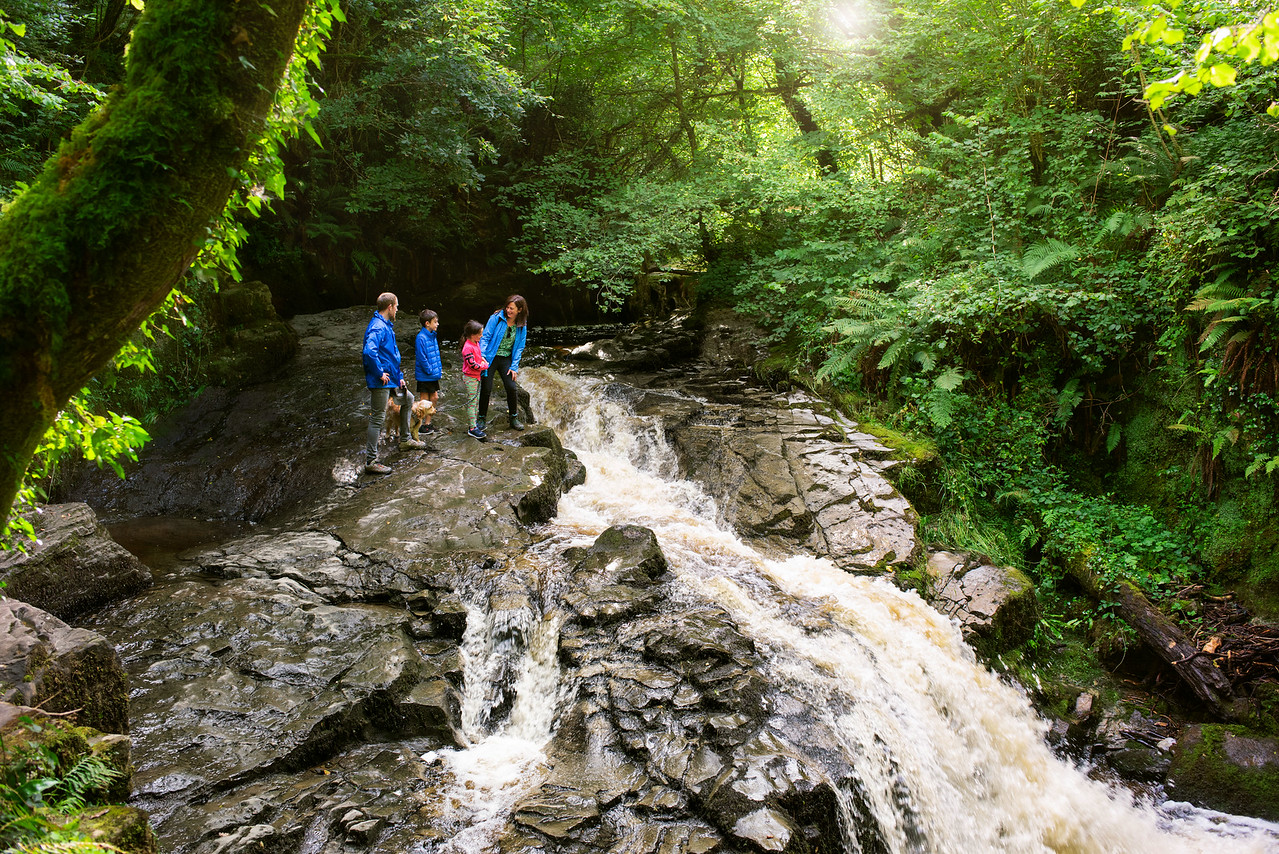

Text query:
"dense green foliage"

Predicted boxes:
[[0, 716, 121, 853]]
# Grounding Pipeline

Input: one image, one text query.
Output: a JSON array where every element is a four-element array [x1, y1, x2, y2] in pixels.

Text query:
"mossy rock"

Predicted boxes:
[[856, 419, 938, 466], [1168, 724, 1279, 821], [1108, 379, 1279, 620], [204, 320, 299, 387], [79, 804, 158, 854], [1203, 478, 1279, 619], [925, 551, 1039, 657], [0, 708, 134, 802], [217, 280, 278, 329]]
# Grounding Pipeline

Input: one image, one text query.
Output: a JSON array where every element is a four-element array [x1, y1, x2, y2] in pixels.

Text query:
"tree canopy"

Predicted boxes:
[[3, 0, 1279, 615]]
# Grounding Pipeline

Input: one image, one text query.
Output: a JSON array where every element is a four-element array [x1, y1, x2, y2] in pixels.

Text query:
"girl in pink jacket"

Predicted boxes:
[[461, 320, 490, 440]]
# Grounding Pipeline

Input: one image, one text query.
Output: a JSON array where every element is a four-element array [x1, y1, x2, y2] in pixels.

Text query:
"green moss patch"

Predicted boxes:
[[1169, 724, 1279, 821]]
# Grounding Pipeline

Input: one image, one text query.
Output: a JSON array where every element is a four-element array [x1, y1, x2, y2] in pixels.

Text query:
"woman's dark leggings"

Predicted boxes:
[[478, 354, 517, 419]]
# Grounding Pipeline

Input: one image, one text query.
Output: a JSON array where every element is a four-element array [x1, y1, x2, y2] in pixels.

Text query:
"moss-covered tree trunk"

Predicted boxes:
[[0, 0, 311, 524]]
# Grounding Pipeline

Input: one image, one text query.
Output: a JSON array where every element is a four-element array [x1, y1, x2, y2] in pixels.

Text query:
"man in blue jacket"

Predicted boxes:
[[362, 293, 426, 475]]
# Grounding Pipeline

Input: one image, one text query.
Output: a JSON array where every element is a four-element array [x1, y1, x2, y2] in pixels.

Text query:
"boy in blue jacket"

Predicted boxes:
[[414, 309, 442, 434], [362, 293, 426, 475]]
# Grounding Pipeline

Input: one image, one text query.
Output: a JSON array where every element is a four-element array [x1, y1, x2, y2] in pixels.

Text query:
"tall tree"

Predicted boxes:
[[0, 0, 313, 526]]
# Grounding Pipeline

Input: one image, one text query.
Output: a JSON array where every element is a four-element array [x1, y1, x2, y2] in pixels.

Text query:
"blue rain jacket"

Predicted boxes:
[[479, 310, 527, 374], [415, 327, 443, 382], [362, 312, 403, 389]]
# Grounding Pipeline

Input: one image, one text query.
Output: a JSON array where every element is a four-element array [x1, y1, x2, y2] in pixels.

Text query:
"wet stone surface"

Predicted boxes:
[[510, 525, 859, 854], [54, 306, 940, 852]]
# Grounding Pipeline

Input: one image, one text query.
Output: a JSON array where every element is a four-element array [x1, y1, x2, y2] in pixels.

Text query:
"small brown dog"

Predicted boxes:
[[383, 395, 435, 443]]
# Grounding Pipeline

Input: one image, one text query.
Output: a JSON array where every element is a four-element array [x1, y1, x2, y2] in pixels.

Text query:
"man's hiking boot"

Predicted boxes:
[[365, 462, 392, 475], [399, 438, 428, 451], [509, 414, 524, 430]]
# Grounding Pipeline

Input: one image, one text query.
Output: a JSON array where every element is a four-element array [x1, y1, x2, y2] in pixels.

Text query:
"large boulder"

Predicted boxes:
[[561, 524, 669, 625], [0, 600, 129, 733], [1167, 724, 1279, 821], [96, 573, 464, 833], [511, 525, 861, 854], [925, 549, 1039, 654], [204, 279, 300, 388], [0, 502, 152, 620], [666, 395, 919, 573]]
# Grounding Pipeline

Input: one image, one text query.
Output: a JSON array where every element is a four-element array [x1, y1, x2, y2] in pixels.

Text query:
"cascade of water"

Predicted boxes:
[[416, 545, 568, 854], [523, 366, 1279, 854]]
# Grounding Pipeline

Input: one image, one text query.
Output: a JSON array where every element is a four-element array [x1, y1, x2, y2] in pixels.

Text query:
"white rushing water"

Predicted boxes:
[[514, 366, 1279, 854], [416, 545, 569, 854]]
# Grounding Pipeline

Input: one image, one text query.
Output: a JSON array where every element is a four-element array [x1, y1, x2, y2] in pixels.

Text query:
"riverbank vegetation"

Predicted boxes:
[[3, 0, 1277, 715]]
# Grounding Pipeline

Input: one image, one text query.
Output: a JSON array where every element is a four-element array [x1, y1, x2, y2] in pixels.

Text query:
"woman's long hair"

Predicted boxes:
[[501, 294, 529, 327]]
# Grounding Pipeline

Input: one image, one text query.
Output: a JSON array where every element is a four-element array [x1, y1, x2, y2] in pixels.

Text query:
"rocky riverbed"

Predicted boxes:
[[2, 306, 1276, 853]]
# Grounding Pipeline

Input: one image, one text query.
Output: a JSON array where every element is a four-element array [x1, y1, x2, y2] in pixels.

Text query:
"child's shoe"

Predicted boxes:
[[467, 426, 487, 440]]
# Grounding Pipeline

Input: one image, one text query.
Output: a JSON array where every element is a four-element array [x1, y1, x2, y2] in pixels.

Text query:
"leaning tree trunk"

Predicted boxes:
[[1070, 562, 1239, 720], [773, 56, 838, 176], [0, 0, 311, 525]]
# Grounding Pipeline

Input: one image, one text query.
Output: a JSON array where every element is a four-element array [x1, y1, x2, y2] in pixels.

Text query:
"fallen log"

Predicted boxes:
[[1070, 563, 1240, 720]]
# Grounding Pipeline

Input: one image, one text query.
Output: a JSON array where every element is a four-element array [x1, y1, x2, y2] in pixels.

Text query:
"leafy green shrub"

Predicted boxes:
[[0, 717, 122, 853]]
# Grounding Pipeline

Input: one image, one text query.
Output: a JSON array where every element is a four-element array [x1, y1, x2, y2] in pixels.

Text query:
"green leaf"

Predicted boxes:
[[934, 366, 964, 391], [1106, 423, 1122, 454], [1207, 63, 1237, 87]]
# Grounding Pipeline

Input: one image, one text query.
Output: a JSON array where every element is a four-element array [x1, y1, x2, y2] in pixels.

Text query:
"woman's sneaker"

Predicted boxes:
[[365, 461, 392, 475], [467, 426, 487, 440]]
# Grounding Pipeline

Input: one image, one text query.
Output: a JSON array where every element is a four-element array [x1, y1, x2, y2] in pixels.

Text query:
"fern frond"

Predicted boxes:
[[1055, 378, 1083, 425], [1022, 239, 1080, 280], [933, 366, 964, 391], [877, 336, 911, 370], [816, 346, 860, 382], [1106, 422, 1122, 454], [1200, 320, 1240, 351], [924, 389, 956, 429], [1103, 209, 1134, 236], [48, 756, 119, 815]]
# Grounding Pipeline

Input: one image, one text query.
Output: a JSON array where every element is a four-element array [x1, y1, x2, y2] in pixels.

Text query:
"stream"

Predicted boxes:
[[412, 366, 1279, 853]]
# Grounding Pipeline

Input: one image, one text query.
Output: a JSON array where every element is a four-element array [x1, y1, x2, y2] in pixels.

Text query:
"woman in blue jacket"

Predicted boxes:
[[477, 294, 528, 431]]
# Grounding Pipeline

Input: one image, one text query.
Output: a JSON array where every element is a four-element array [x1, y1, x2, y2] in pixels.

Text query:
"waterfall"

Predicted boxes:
[[416, 543, 569, 854], [516, 367, 1279, 854]]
